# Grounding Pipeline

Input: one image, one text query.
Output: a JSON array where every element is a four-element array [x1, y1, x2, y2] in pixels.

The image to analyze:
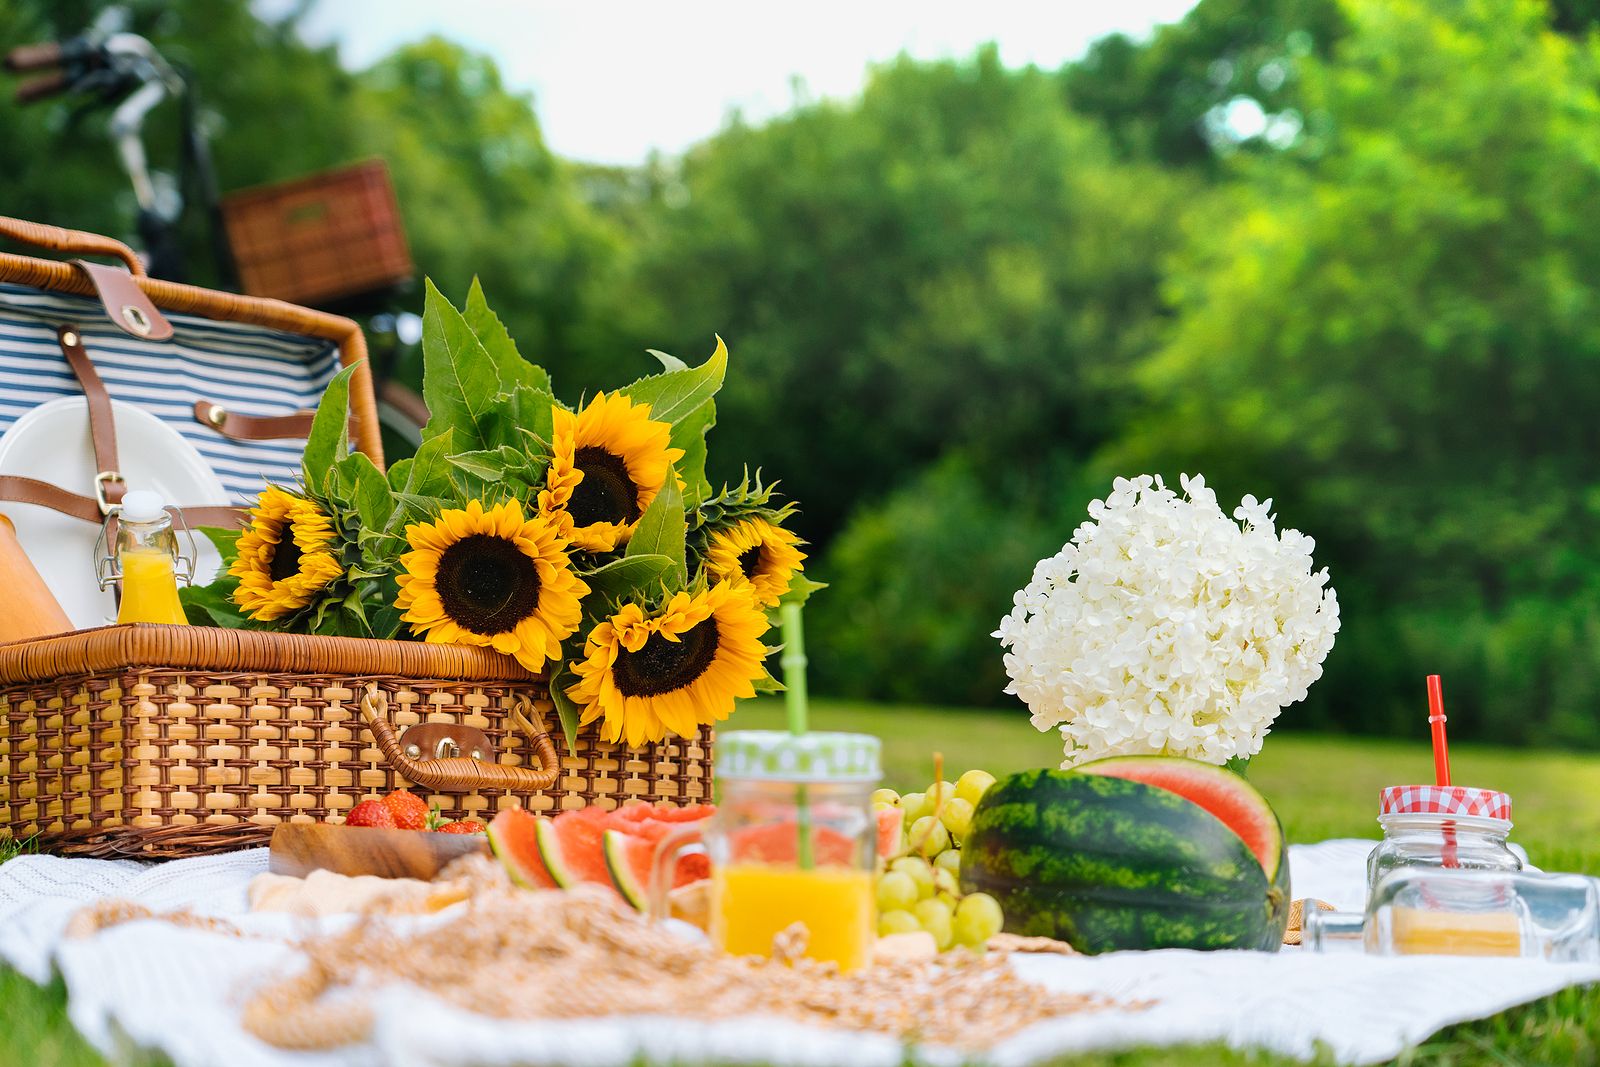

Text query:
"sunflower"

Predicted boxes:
[[567, 581, 770, 746], [395, 499, 588, 672], [703, 516, 807, 607], [230, 486, 345, 621], [539, 392, 684, 553]]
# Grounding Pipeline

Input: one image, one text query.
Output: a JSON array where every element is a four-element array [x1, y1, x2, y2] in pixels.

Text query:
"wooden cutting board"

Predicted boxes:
[[269, 823, 490, 880]]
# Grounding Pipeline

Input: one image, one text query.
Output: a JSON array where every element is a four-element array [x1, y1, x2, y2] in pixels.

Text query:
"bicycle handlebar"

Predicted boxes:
[[3, 41, 64, 73], [14, 71, 70, 104]]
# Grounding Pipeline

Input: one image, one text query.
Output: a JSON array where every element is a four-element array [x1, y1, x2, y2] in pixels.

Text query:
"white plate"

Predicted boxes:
[[0, 397, 231, 628]]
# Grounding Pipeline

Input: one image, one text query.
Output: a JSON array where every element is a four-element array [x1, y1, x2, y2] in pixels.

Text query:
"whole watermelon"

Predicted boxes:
[[960, 769, 1289, 954]]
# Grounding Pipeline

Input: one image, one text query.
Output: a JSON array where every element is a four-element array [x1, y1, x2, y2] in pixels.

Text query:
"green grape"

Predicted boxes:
[[955, 769, 997, 807], [953, 892, 1005, 948], [926, 780, 957, 812], [940, 797, 975, 842], [899, 791, 928, 821], [914, 897, 955, 951], [933, 848, 963, 877], [889, 856, 936, 899], [870, 787, 901, 808], [908, 815, 951, 856], [878, 909, 922, 937], [875, 870, 919, 913], [871, 800, 898, 815], [931, 865, 959, 897]]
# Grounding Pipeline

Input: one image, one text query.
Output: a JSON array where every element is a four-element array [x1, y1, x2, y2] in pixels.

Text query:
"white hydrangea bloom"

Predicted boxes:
[[995, 474, 1340, 767]]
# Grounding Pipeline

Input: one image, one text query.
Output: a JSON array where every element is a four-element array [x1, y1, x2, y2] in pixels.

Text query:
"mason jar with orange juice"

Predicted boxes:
[[650, 730, 881, 972]]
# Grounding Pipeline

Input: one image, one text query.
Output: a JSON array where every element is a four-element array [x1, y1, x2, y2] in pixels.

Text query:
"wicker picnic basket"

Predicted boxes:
[[0, 220, 713, 859]]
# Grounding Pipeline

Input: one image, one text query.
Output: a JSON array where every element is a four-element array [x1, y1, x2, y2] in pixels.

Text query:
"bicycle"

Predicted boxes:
[[3, 8, 429, 452]]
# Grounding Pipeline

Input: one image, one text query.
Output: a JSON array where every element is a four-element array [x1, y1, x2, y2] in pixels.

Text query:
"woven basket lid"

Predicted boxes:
[[1380, 784, 1511, 821], [716, 730, 881, 783]]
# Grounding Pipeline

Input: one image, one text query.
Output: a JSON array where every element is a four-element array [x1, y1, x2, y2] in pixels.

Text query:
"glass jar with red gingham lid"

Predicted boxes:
[[1366, 784, 1521, 896]]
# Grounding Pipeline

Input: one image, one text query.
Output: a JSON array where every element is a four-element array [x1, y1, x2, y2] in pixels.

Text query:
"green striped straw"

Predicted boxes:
[[781, 603, 813, 869]]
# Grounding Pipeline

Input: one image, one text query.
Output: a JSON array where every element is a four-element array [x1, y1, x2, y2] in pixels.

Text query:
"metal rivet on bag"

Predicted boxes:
[[206, 404, 228, 428], [470, 749, 484, 760], [121, 305, 153, 336], [61, 330, 79, 347], [404, 743, 421, 759]]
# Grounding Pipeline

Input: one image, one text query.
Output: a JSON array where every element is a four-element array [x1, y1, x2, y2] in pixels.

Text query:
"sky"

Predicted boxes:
[[263, 1, 1199, 164]]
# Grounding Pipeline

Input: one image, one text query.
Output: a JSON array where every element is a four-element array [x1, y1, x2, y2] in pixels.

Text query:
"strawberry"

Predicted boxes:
[[382, 789, 430, 831], [435, 821, 485, 834], [345, 799, 396, 828]]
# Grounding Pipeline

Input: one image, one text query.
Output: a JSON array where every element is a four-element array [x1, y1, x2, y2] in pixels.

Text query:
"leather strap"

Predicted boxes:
[[70, 260, 173, 341], [56, 325, 123, 509], [193, 400, 318, 442], [0, 475, 242, 529]]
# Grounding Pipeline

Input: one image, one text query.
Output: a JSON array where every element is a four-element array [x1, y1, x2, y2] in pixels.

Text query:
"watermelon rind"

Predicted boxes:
[[603, 829, 650, 911], [1073, 755, 1285, 882], [487, 808, 553, 890], [535, 815, 581, 888], [960, 769, 1287, 955]]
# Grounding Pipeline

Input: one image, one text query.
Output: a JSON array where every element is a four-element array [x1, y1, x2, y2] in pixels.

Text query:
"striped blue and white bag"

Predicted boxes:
[[0, 219, 379, 626]]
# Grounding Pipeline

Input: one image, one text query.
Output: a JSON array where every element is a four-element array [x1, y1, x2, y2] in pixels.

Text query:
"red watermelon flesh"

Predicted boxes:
[[490, 804, 717, 897], [1074, 756, 1283, 878], [603, 829, 711, 910], [876, 807, 905, 863], [486, 807, 555, 889]]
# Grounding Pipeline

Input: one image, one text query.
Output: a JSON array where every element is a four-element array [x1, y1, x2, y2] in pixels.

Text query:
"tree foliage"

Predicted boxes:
[[5, 0, 1600, 742]]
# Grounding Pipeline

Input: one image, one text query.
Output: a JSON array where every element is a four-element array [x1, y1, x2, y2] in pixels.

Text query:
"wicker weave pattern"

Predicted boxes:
[[0, 628, 712, 859]]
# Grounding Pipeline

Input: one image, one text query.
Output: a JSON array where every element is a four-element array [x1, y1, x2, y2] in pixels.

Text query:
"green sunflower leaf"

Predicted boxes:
[[302, 361, 361, 495], [548, 660, 583, 755], [420, 280, 505, 452], [344, 451, 395, 533], [670, 399, 715, 509], [621, 335, 727, 427], [392, 429, 457, 503], [196, 525, 242, 563], [446, 450, 507, 483], [626, 472, 687, 585], [646, 348, 688, 373], [753, 664, 785, 695], [490, 385, 556, 460], [582, 553, 676, 600], [464, 278, 552, 396], [179, 579, 248, 629]]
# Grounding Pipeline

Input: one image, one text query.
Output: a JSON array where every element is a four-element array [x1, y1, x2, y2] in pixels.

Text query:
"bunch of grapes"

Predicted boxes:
[[872, 768, 1003, 950]]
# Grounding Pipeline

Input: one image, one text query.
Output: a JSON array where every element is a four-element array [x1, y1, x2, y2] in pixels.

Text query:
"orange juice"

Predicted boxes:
[[117, 547, 187, 625], [711, 863, 875, 972], [1390, 906, 1521, 957]]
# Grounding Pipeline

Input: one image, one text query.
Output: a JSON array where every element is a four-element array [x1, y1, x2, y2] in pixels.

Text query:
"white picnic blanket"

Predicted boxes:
[[0, 840, 1595, 1067]]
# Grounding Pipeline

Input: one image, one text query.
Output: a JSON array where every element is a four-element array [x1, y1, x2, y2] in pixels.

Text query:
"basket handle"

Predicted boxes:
[[0, 216, 146, 276], [358, 685, 560, 792]]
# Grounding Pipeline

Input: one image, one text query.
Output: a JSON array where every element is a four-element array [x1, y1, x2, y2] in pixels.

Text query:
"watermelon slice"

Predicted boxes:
[[487, 807, 555, 889], [876, 806, 905, 863], [491, 803, 717, 899], [1074, 755, 1283, 879], [602, 828, 712, 910]]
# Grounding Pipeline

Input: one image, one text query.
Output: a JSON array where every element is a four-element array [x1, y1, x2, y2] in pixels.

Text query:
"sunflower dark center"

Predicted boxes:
[[568, 447, 641, 528], [268, 531, 304, 584], [435, 534, 542, 636], [737, 544, 764, 579], [613, 618, 720, 697]]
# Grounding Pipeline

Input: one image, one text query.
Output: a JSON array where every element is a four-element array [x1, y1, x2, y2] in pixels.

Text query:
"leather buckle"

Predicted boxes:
[[397, 723, 496, 763], [93, 470, 125, 515]]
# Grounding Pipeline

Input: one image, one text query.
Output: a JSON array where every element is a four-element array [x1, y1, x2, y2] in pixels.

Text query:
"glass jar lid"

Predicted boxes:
[[1380, 785, 1511, 821], [717, 730, 881, 783]]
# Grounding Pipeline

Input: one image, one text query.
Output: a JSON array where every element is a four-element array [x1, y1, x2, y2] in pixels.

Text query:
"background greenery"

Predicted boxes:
[[6, 0, 1600, 746]]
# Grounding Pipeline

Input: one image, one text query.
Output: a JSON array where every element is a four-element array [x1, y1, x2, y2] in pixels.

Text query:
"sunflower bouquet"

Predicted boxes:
[[181, 280, 819, 750]]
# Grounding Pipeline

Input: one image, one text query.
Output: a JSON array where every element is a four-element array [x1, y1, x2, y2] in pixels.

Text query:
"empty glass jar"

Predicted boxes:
[[1366, 785, 1521, 896]]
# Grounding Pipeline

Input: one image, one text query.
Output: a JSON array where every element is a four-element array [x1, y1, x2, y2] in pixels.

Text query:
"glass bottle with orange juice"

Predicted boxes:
[[99, 490, 190, 625], [650, 730, 881, 972]]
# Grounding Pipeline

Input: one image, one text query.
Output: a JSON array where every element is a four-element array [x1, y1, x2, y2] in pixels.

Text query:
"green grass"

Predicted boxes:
[[4, 699, 1600, 1066]]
